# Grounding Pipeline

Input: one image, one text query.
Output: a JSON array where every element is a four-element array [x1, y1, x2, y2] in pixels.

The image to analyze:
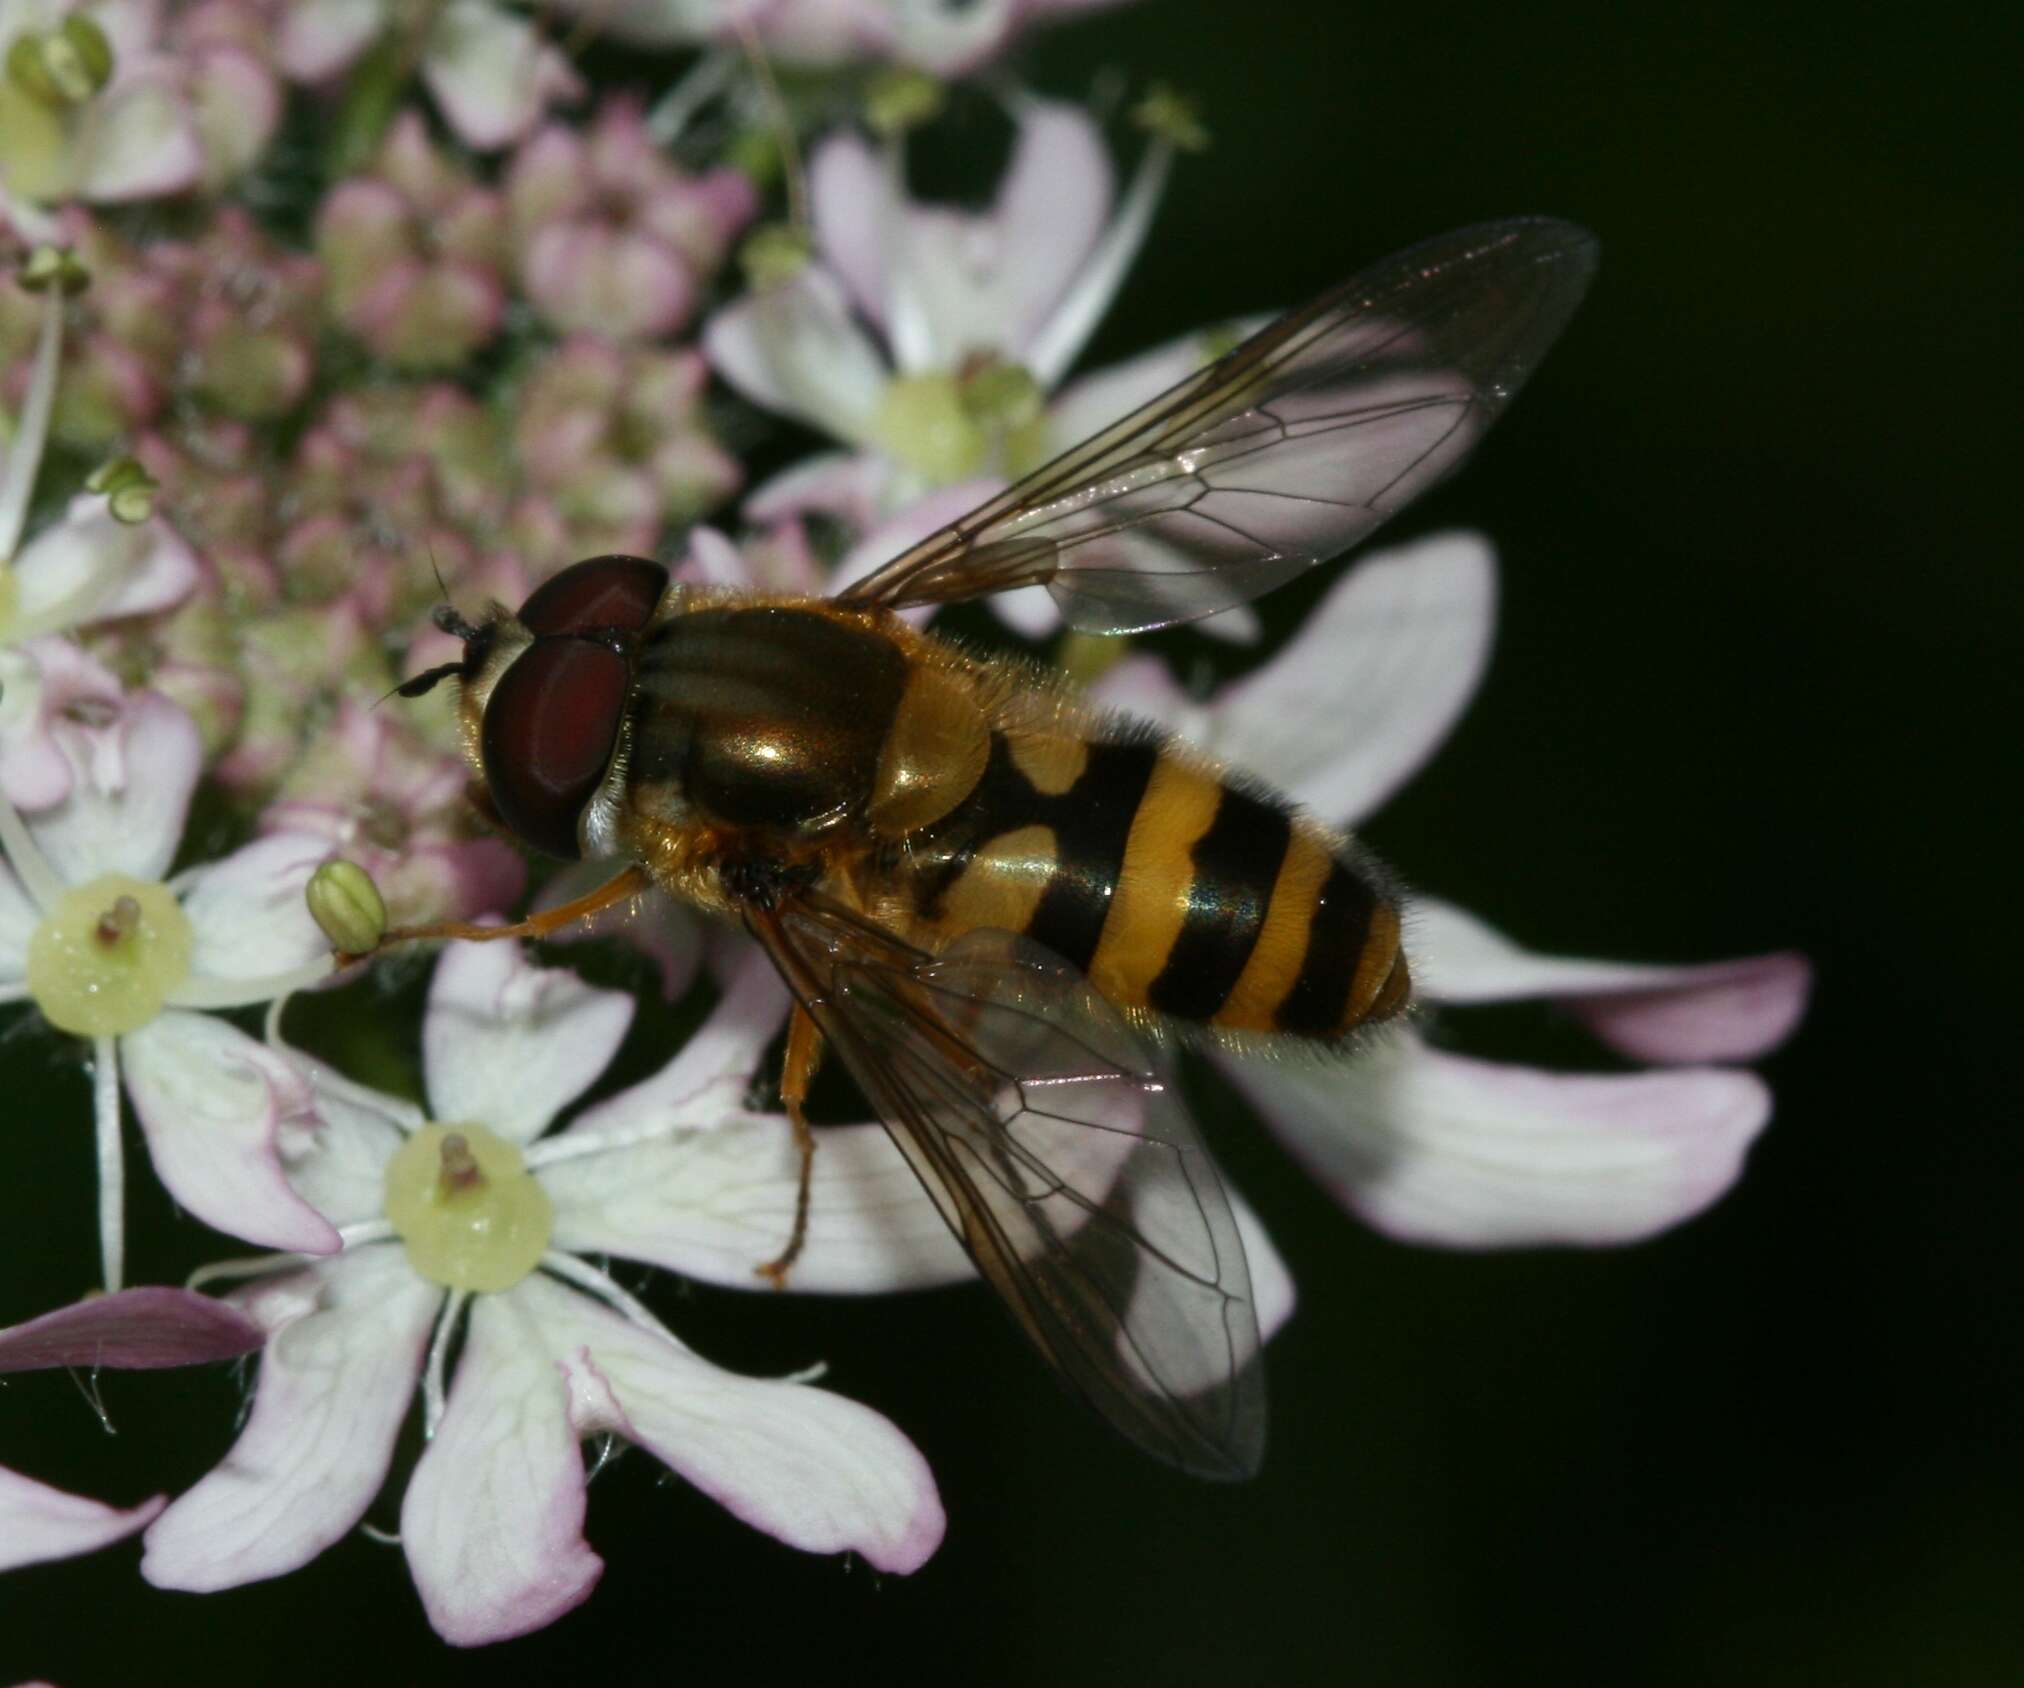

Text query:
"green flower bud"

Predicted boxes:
[[866, 67, 944, 138], [85, 456, 160, 524], [740, 223, 814, 291], [1132, 85, 1211, 153], [17, 244, 91, 295], [306, 859, 388, 957]]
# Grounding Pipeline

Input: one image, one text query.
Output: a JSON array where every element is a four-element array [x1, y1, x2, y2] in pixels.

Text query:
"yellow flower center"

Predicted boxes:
[[0, 569, 19, 639], [384, 1122, 554, 1293], [25, 874, 193, 1037], [872, 373, 986, 484]]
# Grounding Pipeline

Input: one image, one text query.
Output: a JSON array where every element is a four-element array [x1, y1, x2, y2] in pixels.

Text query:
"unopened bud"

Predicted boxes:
[[17, 244, 91, 295], [1132, 85, 1210, 153], [739, 223, 813, 291], [306, 859, 388, 957], [865, 67, 944, 138], [85, 456, 159, 525], [5, 18, 113, 106]]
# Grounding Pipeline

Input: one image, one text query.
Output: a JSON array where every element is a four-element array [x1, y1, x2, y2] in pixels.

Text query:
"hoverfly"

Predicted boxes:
[[390, 219, 1598, 1479]]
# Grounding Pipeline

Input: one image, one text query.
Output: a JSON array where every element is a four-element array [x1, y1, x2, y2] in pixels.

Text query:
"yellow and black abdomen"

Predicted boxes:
[[900, 722, 1410, 1045]]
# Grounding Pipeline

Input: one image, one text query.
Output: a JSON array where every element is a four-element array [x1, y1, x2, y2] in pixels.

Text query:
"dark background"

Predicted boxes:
[[5, 1, 2019, 1681]]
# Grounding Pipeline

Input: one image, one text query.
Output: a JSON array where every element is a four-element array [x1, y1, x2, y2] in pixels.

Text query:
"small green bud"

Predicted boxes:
[[865, 66, 944, 138], [6, 19, 114, 105], [740, 222, 814, 291], [306, 859, 388, 958], [1132, 85, 1210, 153], [85, 456, 160, 525], [17, 244, 91, 295]]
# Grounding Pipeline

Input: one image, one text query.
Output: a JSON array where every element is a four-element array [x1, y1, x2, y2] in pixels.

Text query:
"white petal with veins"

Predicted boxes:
[[143, 1251, 440, 1589], [423, 938, 634, 1143]]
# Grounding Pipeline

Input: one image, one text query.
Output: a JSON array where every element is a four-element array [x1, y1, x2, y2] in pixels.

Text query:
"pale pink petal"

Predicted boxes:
[[808, 129, 891, 331], [283, 1051, 423, 1226], [276, 0, 385, 81], [527, 1273, 945, 1572], [550, 1112, 970, 1292], [1226, 1033, 1770, 1249], [555, 947, 789, 1145], [1411, 897, 1812, 1063], [0, 638, 124, 813], [10, 498, 197, 625], [703, 266, 887, 444], [1204, 532, 1495, 824], [27, 690, 200, 887], [143, 1252, 440, 1590], [1042, 327, 1223, 460], [76, 70, 204, 202], [1087, 650, 1197, 730], [830, 475, 1008, 596], [178, 832, 332, 985], [122, 1012, 342, 1254], [0, 1468, 164, 1571], [401, 1288, 601, 1646], [0, 1287, 262, 1371], [889, 0, 1018, 75], [423, 938, 633, 1143], [423, 0, 581, 152], [745, 449, 890, 530]]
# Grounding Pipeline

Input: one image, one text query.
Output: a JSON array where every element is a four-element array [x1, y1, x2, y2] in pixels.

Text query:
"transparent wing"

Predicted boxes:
[[838, 217, 1598, 634], [747, 895, 1265, 1479]]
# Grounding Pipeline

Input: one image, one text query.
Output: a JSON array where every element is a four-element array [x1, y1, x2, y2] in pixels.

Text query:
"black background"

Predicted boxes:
[[4, 1, 2019, 1681]]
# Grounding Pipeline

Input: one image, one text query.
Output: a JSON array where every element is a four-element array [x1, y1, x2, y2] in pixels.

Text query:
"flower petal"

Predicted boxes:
[[744, 448, 889, 531], [703, 266, 886, 444], [276, 0, 384, 81], [830, 475, 1008, 597], [1204, 532, 1495, 824], [76, 70, 204, 202], [401, 1287, 601, 1646], [1411, 899, 1813, 1063], [1225, 1032, 1769, 1248], [549, 1112, 970, 1293], [10, 498, 197, 628], [143, 1251, 440, 1590], [178, 832, 332, 985], [423, 0, 581, 152], [891, 101, 1110, 369], [283, 1050, 422, 1226], [808, 129, 891, 332], [122, 1012, 342, 1254], [0, 1468, 164, 1571], [529, 1273, 945, 1572], [1230, 1192, 1295, 1342], [0, 1286, 262, 1371], [27, 691, 200, 886], [423, 938, 634, 1143]]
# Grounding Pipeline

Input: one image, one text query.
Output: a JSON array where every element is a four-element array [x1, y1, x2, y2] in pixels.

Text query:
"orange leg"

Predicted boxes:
[[756, 1005, 823, 1289], [340, 866, 652, 965]]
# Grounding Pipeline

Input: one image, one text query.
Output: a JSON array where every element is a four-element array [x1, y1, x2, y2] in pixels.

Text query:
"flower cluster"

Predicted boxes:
[[0, 0, 1806, 1651]]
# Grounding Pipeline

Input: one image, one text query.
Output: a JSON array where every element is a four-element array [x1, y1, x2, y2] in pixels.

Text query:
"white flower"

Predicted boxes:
[[0, 686, 337, 1290], [1091, 530, 1810, 1246], [704, 98, 1226, 636], [142, 940, 953, 1646], [0, 268, 197, 808]]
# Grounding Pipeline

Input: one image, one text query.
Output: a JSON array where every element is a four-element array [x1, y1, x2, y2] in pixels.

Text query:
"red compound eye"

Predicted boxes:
[[481, 639, 631, 859], [517, 555, 668, 638]]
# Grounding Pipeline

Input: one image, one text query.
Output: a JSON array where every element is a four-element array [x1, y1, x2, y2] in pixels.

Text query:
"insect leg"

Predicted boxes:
[[756, 1005, 825, 1289], [340, 865, 652, 964]]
